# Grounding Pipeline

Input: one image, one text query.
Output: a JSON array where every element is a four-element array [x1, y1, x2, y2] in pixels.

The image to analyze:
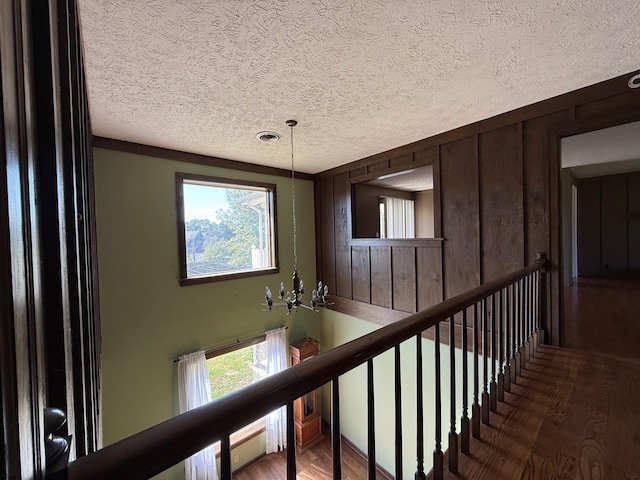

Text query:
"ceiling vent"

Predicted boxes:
[[256, 131, 281, 142]]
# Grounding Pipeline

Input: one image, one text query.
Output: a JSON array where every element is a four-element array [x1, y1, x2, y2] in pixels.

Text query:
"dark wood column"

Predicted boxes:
[[1, 0, 100, 476]]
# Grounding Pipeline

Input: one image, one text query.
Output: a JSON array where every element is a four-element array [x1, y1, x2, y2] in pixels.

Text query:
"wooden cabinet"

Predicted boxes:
[[289, 338, 323, 452]]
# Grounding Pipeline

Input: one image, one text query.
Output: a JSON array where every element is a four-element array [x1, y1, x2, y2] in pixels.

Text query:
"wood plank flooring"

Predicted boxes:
[[563, 277, 640, 363], [233, 346, 640, 480], [233, 429, 390, 480], [441, 345, 640, 480]]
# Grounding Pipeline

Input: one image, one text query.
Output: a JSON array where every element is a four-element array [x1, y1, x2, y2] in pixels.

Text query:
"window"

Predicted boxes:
[[206, 340, 268, 400], [176, 173, 278, 285], [206, 337, 269, 452]]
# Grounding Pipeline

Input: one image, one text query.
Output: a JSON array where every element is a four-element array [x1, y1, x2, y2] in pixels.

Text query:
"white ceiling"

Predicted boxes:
[[78, 1, 640, 174], [562, 121, 640, 178], [366, 165, 433, 191]]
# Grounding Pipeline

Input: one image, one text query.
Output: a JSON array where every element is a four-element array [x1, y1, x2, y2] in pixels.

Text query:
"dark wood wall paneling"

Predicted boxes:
[[316, 177, 336, 293], [370, 247, 392, 308], [416, 244, 443, 311], [1, 0, 100, 476], [629, 174, 640, 271], [601, 176, 628, 273], [346, 240, 443, 314], [392, 246, 416, 313], [315, 70, 640, 345], [479, 124, 524, 281], [577, 178, 601, 276], [523, 110, 573, 332], [578, 172, 640, 278], [440, 136, 480, 298], [333, 173, 351, 298]]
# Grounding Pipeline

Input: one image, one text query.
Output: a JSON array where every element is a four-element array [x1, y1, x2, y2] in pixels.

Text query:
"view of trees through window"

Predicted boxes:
[[179, 174, 275, 280]]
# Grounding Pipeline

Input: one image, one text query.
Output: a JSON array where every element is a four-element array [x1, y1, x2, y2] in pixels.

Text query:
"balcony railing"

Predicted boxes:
[[66, 254, 547, 480]]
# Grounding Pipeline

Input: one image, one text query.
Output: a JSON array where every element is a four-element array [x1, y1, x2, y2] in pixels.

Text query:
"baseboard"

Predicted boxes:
[[322, 420, 395, 480]]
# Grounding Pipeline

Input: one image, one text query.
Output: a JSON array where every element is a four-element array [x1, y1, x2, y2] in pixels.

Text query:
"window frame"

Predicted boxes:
[[175, 172, 279, 286]]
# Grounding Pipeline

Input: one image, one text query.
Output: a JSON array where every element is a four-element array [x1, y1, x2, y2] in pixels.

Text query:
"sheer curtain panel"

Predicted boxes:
[[265, 327, 288, 454], [178, 351, 218, 480], [385, 197, 415, 238]]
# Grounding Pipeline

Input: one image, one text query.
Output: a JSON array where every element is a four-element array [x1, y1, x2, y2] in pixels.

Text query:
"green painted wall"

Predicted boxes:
[[94, 148, 319, 479], [319, 309, 481, 479]]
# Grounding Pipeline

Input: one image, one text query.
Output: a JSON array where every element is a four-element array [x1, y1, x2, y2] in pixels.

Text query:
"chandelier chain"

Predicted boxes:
[[290, 122, 297, 271]]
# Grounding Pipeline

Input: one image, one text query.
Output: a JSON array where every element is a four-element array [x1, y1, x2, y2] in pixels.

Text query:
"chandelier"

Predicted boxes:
[[263, 120, 331, 314]]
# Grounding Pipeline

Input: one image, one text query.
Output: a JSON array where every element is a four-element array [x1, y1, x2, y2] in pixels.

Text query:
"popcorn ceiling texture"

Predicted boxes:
[[78, 0, 640, 174]]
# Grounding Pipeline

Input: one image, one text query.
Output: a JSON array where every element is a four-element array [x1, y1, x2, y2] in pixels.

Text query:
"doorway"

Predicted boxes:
[[560, 121, 640, 362]]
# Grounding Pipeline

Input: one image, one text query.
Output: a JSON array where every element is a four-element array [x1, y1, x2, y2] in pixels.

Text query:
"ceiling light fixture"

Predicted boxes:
[[262, 120, 331, 314]]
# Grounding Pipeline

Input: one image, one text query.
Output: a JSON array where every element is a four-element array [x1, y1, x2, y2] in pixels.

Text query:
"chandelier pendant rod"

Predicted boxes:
[[288, 119, 298, 272]]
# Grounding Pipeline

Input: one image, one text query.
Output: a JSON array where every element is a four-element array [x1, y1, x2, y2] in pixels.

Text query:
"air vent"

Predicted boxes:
[[256, 131, 281, 142]]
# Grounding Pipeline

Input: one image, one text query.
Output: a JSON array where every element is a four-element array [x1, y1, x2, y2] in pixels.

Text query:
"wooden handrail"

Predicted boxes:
[[67, 256, 546, 480]]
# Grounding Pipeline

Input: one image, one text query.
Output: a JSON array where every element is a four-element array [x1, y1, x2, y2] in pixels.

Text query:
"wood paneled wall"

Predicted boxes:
[[348, 239, 442, 313], [315, 70, 640, 346], [578, 172, 640, 277]]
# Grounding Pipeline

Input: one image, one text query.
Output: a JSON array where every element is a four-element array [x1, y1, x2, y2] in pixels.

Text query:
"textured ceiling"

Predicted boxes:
[[78, 0, 640, 174]]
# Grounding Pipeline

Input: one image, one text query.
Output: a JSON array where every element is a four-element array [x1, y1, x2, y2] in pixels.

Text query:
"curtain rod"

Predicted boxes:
[[173, 326, 288, 363]]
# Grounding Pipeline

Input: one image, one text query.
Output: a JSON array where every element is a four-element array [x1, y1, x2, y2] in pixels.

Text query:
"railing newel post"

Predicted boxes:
[[395, 345, 403, 480], [332, 377, 342, 480], [367, 359, 376, 480], [220, 435, 232, 480], [515, 279, 522, 378], [537, 252, 548, 345], [433, 323, 444, 480], [448, 316, 458, 473], [526, 274, 533, 363], [415, 334, 426, 480], [460, 308, 470, 455], [481, 299, 490, 426], [523, 276, 530, 365], [497, 288, 505, 403], [510, 282, 518, 386], [472, 302, 481, 439], [286, 401, 296, 480], [528, 273, 534, 360], [504, 284, 511, 393], [490, 294, 498, 413]]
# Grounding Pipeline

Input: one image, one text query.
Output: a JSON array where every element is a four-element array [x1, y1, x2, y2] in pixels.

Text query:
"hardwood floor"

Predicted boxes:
[[233, 429, 390, 480], [441, 345, 640, 480], [564, 277, 640, 363]]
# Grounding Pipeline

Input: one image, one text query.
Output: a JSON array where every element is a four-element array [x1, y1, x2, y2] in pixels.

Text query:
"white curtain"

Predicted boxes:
[[265, 327, 288, 454], [178, 351, 218, 480], [405, 199, 415, 238], [385, 197, 415, 238]]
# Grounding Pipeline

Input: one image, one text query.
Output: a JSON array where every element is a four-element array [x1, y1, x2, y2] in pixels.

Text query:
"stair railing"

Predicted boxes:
[[66, 254, 546, 480]]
